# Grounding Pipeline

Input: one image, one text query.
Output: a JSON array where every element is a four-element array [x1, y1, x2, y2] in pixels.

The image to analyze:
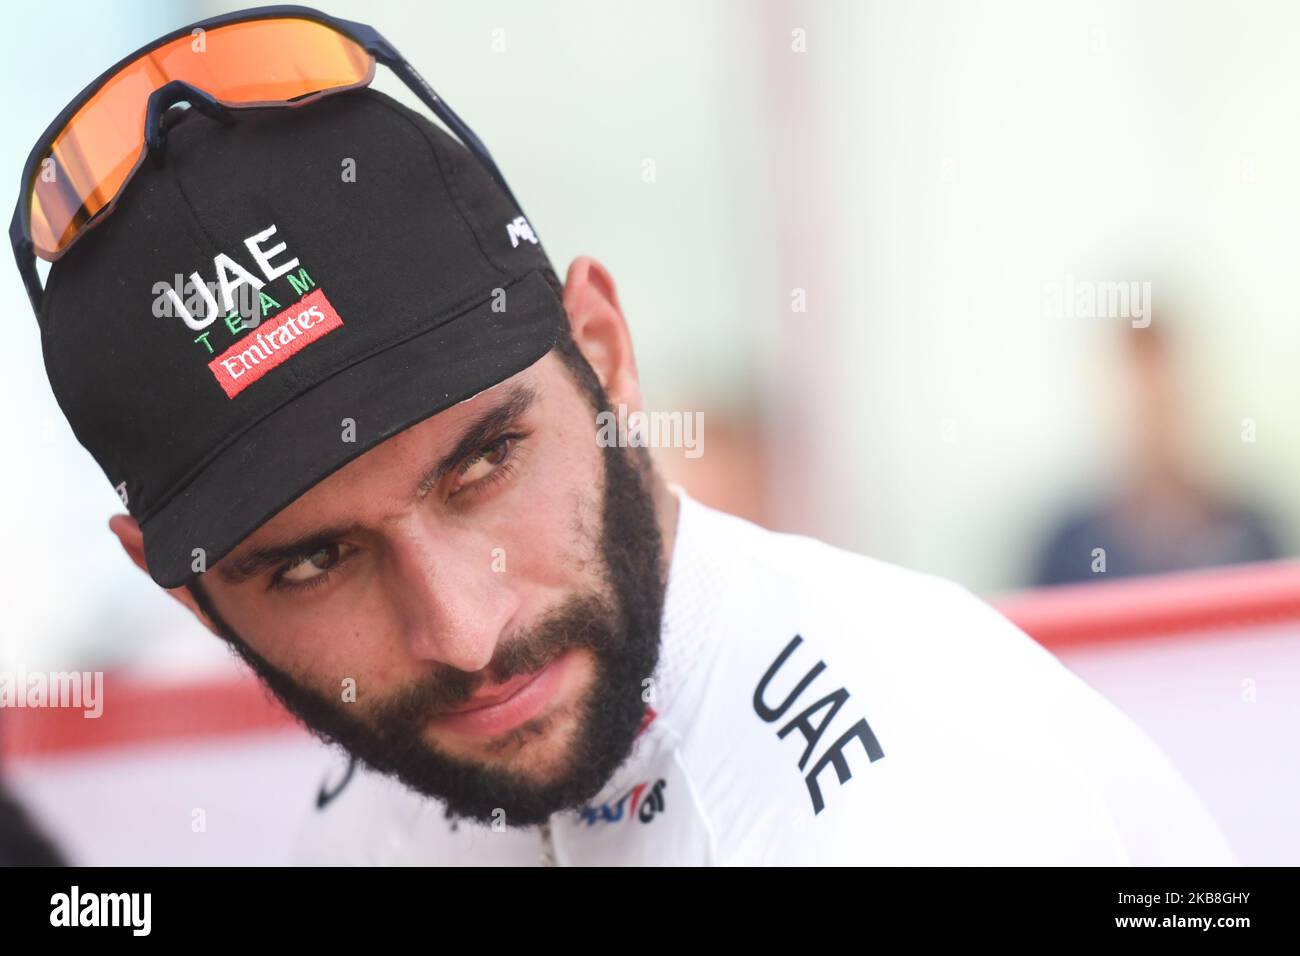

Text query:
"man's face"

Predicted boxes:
[[189, 351, 667, 827]]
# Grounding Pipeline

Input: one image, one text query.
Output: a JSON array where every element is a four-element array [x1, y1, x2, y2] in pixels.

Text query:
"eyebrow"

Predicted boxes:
[[217, 383, 538, 585], [415, 383, 537, 495]]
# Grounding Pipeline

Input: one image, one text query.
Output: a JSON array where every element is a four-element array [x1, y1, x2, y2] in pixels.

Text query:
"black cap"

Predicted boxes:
[[39, 88, 565, 588]]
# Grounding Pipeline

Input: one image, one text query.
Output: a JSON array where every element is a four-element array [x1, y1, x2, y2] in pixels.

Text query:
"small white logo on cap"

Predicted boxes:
[[506, 216, 538, 248]]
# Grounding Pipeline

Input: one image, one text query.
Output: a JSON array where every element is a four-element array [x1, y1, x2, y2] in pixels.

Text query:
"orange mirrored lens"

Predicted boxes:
[[30, 17, 372, 258]]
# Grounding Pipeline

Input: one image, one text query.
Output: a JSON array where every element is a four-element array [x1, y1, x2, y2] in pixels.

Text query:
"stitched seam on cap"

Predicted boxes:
[[365, 91, 509, 282]]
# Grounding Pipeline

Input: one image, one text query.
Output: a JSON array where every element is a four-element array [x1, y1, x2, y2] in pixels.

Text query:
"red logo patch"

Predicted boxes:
[[208, 289, 343, 398]]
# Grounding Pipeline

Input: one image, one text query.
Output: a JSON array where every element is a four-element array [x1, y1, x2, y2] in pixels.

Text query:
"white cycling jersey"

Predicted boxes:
[[290, 485, 1236, 866]]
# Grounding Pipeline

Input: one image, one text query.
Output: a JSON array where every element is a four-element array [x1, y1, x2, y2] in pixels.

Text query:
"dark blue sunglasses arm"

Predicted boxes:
[[9, 211, 40, 315]]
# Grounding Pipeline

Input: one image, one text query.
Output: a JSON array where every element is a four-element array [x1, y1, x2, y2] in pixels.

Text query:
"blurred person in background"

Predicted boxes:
[[1032, 320, 1282, 586]]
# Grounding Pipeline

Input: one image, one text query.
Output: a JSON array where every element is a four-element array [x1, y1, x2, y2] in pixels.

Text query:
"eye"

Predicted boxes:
[[278, 543, 346, 586], [453, 436, 517, 492]]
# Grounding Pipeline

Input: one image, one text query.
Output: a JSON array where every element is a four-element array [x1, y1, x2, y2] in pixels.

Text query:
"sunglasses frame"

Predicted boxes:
[[9, 4, 525, 315]]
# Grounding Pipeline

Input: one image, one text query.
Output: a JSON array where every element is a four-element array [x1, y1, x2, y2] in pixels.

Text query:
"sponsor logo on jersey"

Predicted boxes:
[[755, 633, 885, 815], [315, 756, 358, 811], [576, 778, 667, 827]]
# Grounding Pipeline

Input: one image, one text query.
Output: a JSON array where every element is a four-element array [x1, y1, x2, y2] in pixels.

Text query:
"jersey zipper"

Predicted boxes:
[[538, 819, 557, 866]]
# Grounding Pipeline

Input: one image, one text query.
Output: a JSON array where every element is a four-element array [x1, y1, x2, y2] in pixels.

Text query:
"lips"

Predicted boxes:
[[428, 650, 575, 738], [443, 668, 545, 714]]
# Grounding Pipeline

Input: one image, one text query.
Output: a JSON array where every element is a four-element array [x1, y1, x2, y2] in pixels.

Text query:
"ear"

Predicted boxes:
[[561, 256, 643, 410], [108, 514, 221, 637]]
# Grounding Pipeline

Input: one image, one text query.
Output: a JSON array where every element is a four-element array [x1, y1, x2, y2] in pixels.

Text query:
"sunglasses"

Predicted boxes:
[[9, 4, 523, 314]]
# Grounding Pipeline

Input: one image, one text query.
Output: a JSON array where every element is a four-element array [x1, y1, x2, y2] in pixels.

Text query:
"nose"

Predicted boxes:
[[386, 519, 520, 673]]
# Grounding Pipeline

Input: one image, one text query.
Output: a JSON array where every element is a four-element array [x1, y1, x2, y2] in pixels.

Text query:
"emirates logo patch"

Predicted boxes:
[[207, 288, 344, 398]]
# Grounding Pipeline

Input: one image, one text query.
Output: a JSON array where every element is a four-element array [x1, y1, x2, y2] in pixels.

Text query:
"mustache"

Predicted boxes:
[[371, 593, 615, 734]]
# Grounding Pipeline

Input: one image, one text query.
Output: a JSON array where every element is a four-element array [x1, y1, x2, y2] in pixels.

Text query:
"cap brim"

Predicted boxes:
[[141, 269, 563, 589]]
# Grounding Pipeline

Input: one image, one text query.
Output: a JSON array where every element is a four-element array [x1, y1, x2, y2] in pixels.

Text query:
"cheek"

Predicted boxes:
[[498, 487, 600, 583], [492, 429, 606, 597], [217, 591, 411, 701]]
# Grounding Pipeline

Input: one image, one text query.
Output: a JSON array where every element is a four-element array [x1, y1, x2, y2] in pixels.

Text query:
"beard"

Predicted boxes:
[[189, 422, 667, 829]]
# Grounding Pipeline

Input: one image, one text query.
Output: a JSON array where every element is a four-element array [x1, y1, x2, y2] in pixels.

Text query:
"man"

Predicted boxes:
[[1033, 321, 1281, 586], [23, 13, 1233, 866]]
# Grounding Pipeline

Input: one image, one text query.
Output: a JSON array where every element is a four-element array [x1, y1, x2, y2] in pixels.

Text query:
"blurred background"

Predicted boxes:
[[1, 0, 1297, 864]]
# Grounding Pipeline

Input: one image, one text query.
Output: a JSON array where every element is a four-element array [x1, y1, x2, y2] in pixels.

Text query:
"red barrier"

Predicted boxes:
[[993, 559, 1300, 648], [1, 673, 299, 760]]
